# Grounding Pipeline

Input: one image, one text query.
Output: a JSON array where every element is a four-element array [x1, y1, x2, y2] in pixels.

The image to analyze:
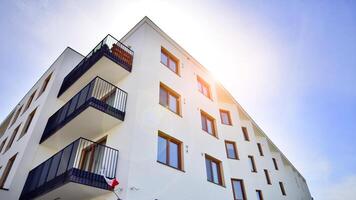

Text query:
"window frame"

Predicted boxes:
[[279, 181, 287, 196], [200, 110, 217, 138], [197, 76, 212, 99], [157, 131, 183, 171], [257, 143, 264, 156], [0, 153, 17, 188], [231, 178, 247, 200], [219, 109, 232, 125], [0, 138, 7, 154], [37, 72, 52, 99], [9, 105, 23, 128], [225, 140, 239, 160], [161, 47, 180, 75], [22, 90, 37, 114], [159, 83, 181, 116], [264, 169, 272, 185], [256, 190, 264, 200], [241, 127, 250, 141], [18, 108, 37, 140], [4, 124, 21, 154], [248, 155, 257, 173], [272, 158, 279, 170], [205, 154, 224, 186]]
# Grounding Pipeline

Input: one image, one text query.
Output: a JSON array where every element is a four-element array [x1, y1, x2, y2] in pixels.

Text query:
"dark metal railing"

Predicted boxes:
[[20, 138, 119, 199], [58, 34, 134, 97], [41, 77, 127, 143]]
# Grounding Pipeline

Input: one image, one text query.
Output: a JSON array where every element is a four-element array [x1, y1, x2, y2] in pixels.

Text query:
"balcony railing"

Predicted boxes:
[[58, 34, 133, 97], [20, 138, 119, 200], [41, 77, 127, 143]]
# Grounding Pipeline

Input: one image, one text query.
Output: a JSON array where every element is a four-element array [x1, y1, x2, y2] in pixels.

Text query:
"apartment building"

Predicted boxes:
[[0, 17, 312, 200]]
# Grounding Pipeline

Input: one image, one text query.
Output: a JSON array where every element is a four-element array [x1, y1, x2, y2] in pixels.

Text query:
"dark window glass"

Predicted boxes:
[[0, 153, 17, 188], [159, 84, 180, 115], [272, 158, 279, 170], [201, 111, 216, 136], [248, 155, 257, 172], [157, 136, 167, 164], [242, 127, 250, 141], [264, 169, 271, 184], [279, 182, 286, 195], [256, 190, 263, 200], [257, 143, 264, 156], [19, 108, 37, 140], [161, 48, 179, 74], [4, 124, 20, 153]]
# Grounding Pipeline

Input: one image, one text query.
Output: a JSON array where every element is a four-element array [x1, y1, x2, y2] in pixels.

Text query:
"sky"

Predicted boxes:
[[0, 0, 355, 199]]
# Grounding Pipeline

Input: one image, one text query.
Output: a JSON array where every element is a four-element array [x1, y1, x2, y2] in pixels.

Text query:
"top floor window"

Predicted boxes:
[[272, 158, 279, 170], [242, 127, 250, 141], [257, 143, 264, 156], [23, 90, 37, 114], [220, 109, 232, 125], [159, 83, 181, 115], [9, 105, 23, 127], [161, 47, 179, 75], [197, 76, 212, 99], [37, 73, 52, 98]]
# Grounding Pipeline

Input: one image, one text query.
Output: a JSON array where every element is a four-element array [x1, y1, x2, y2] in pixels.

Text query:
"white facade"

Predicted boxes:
[[0, 17, 312, 200]]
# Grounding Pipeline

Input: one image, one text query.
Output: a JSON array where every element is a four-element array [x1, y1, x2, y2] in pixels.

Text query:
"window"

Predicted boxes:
[[272, 158, 279, 170], [18, 108, 37, 140], [161, 47, 179, 75], [0, 138, 7, 153], [231, 179, 246, 200], [23, 90, 36, 114], [205, 154, 224, 186], [157, 131, 183, 170], [197, 76, 212, 99], [9, 105, 22, 127], [256, 190, 264, 200], [4, 124, 20, 153], [279, 182, 286, 196], [159, 83, 181, 115], [37, 73, 52, 98], [0, 153, 17, 188], [257, 143, 264, 156], [248, 155, 257, 172], [200, 110, 217, 137], [225, 141, 238, 159], [264, 169, 271, 185], [220, 109, 232, 125], [241, 127, 250, 141]]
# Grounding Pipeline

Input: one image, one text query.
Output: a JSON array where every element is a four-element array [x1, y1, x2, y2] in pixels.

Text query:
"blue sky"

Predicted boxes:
[[0, 0, 355, 199]]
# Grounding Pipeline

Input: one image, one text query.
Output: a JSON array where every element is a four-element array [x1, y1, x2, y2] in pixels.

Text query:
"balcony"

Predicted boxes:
[[58, 34, 133, 101], [41, 77, 127, 147], [20, 138, 119, 200]]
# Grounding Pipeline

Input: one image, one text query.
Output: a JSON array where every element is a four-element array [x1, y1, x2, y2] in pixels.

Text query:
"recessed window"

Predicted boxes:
[[225, 141, 238, 159], [18, 108, 37, 140], [157, 131, 183, 170], [9, 105, 22, 127], [256, 190, 264, 200], [0, 153, 17, 188], [200, 110, 217, 137], [0, 138, 7, 154], [4, 124, 21, 153], [264, 169, 271, 185], [159, 83, 181, 115], [257, 143, 264, 156], [241, 127, 250, 141], [231, 179, 246, 200], [161, 47, 179, 75], [279, 181, 286, 196], [37, 73, 52, 98], [248, 155, 257, 172], [23, 90, 37, 114], [205, 154, 224, 186], [220, 109, 232, 125], [272, 158, 279, 170], [197, 76, 212, 99]]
